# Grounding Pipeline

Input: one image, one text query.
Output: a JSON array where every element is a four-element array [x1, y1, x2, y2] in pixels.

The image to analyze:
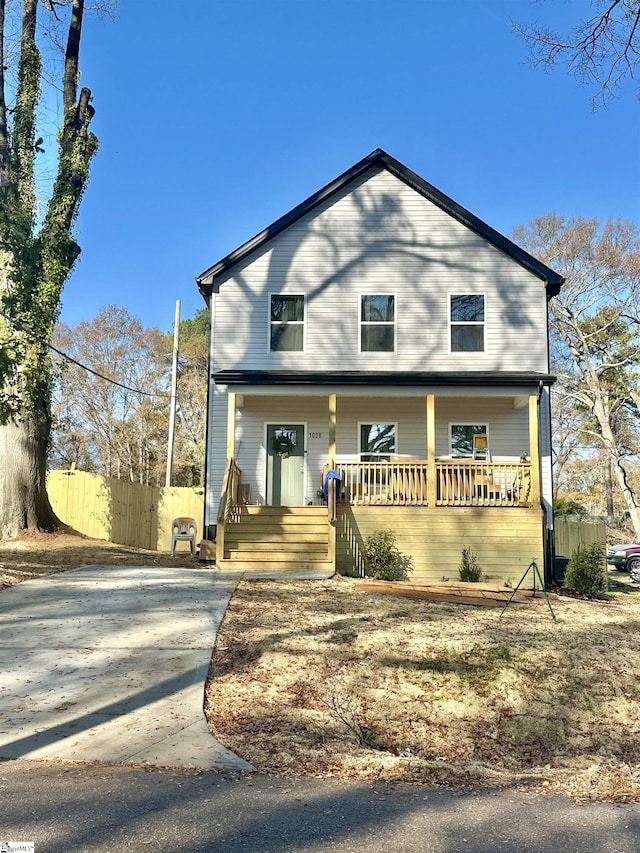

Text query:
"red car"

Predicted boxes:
[[607, 543, 640, 573]]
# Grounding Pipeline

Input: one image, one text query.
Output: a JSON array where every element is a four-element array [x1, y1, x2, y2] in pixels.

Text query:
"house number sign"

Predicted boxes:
[[308, 431, 322, 439]]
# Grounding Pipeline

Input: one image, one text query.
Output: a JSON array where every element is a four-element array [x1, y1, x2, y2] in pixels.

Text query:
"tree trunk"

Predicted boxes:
[[592, 392, 640, 536], [605, 459, 614, 519], [0, 0, 97, 538], [0, 389, 61, 538]]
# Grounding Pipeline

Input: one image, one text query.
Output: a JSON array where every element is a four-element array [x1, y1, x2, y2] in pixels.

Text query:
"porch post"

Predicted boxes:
[[426, 394, 436, 507], [328, 393, 337, 467], [226, 391, 236, 460], [328, 393, 338, 572], [529, 394, 541, 506]]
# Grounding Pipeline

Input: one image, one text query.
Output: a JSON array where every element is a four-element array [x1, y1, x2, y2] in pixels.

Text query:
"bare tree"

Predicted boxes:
[[513, 214, 640, 534], [0, 0, 101, 537], [170, 308, 208, 486], [516, 0, 640, 108], [51, 307, 170, 485]]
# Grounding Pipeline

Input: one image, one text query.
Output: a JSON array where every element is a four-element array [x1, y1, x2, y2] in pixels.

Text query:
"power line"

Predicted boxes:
[[50, 343, 171, 398], [1, 311, 171, 399]]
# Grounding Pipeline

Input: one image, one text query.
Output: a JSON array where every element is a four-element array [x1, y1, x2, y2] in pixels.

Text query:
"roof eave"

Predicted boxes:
[[195, 149, 386, 297], [213, 370, 557, 388], [196, 149, 565, 297]]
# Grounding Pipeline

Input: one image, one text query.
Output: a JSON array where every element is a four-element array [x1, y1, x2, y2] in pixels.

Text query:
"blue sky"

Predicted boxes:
[[53, 0, 640, 331]]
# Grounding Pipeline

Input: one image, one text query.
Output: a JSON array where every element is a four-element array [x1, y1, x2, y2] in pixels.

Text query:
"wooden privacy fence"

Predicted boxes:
[[554, 517, 605, 558], [47, 469, 205, 552]]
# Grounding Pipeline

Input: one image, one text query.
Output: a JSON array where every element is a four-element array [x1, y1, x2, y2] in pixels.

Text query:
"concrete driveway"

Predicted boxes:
[[0, 564, 253, 770]]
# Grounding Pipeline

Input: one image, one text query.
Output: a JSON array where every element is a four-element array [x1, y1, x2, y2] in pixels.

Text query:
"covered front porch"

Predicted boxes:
[[219, 385, 543, 511], [216, 385, 550, 582], [212, 379, 550, 582]]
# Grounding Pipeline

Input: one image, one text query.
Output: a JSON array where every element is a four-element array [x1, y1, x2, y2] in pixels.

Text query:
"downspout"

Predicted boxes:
[[544, 279, 563, 586], [537, 379, 555, 588]]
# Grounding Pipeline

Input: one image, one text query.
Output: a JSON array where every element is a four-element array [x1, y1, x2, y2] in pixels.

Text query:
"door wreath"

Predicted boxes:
[[272, 431, 296, 458]]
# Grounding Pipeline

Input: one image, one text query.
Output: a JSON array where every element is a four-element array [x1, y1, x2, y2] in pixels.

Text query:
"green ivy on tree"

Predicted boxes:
[[0, 0, 99, 538]]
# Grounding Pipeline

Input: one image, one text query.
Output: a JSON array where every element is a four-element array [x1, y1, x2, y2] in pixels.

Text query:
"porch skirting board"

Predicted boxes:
[[336, 506, 543, 585]]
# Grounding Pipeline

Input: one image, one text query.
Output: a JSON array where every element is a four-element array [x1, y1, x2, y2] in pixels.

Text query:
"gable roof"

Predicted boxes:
[[196, 148, 564, 297]]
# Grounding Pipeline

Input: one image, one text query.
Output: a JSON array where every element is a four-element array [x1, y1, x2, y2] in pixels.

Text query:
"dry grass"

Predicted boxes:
[[206, 574, 640, 801], [0, 529, 199, 589], [4, 534, 640, 801]]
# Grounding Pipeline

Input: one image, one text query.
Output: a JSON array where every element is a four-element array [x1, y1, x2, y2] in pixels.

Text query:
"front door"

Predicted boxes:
[[266, 424, 305, 506]]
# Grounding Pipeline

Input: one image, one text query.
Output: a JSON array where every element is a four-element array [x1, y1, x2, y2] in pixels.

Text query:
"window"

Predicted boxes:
[[450, 294, 484, 352], [361, 295, 395, 352], [450, 424, 488, 458], [270, 295, 304, 352], [360, 423, 396, 461]]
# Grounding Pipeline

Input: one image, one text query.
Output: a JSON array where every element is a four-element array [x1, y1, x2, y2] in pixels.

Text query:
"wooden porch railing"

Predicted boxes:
[[337, 461, 429, 506], [216, 458, 242, 563], [335, 460, 531, 507], [435, 461, 530, 507]]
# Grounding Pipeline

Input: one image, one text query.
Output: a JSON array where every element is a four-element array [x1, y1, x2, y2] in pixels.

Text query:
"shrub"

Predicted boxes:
[[362, 529, 414, 581], [553, 497, 587, 518], [458, 547, 483, 582], [564, 542, 608, 598]]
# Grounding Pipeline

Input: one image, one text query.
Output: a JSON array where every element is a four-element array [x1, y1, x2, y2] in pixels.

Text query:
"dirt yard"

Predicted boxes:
[[205, 574, 640, 802], [0, 530, 198, 590], [3, 532, 640, 802]]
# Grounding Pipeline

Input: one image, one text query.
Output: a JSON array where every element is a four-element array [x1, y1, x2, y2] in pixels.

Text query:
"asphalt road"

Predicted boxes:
[[1, 760, 639, 853]]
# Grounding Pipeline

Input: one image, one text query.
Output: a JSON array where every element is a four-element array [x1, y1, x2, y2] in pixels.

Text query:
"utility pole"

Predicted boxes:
[[166, 300, 180, 487]]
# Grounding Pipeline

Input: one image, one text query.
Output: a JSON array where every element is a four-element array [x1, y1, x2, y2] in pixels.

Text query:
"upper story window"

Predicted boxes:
[[450, 294, 484, 352], [361, 295, 395, 352], [360, 423, 396, 461], [270, 295, 304, 352]]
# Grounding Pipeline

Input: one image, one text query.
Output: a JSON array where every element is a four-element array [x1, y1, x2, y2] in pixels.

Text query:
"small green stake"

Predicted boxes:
[[499, 560, 557, 623]]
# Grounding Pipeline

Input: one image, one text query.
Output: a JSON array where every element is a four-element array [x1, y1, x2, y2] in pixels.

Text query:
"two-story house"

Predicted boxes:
[[196, 150, 564, 584]]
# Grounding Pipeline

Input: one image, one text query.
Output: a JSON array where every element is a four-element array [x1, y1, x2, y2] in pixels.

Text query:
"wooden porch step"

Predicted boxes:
[[228, 521, 328, 532], [218, 558, 334, 572], [238, 506, 327, 518], [225, 548, 329, 561], [224, 540, 329, 552], [232, 519, 329, 531], [220, 504, 332, 571], [226, 532, 328, 545]]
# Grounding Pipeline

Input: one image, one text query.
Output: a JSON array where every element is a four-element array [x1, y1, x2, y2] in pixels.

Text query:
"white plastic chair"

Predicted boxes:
[[171, 517, 197, 556]]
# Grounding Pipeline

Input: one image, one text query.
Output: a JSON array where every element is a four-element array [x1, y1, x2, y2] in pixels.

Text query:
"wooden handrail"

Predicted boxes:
[[216, 458, 242, 563], [337, 460, 429, 506], [334, 460, 532, 507], [436, 461, 531, 507]]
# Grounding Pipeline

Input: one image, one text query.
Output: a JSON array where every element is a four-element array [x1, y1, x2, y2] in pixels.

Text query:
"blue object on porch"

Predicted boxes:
[[323, 469, 341, 501]]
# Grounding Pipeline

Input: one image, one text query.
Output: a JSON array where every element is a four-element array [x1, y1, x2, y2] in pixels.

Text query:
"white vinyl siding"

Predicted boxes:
[[205, 384, 231, 527], [336, 398, 426, 461], [435, 397, 528, 460], [211, 167, 549, 374]]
